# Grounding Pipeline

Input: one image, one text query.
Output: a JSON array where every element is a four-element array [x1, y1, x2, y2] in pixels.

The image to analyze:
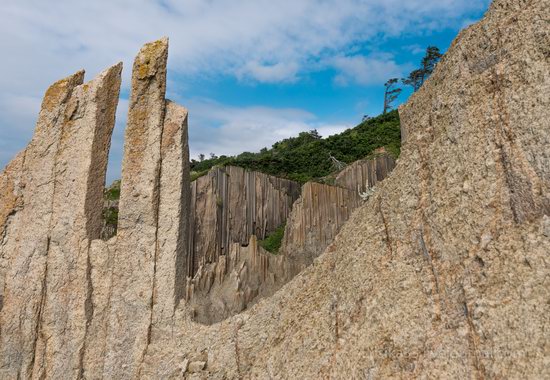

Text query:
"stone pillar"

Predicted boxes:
[[32, 63, 122, 379], [0, 71, 84, 379]]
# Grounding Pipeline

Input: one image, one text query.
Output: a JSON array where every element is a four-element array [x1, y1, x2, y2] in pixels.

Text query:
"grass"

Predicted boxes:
[[258, 223, 286, 254]]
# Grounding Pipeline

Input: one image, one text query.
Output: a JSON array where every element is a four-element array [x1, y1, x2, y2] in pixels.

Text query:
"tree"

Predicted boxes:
[[198, 153, 205, 162], [402, 46, 442, 92], [210, 152, 218, 159], [383, 78, 402, 114], [309, 129, 322, 140], [402, 69, 424, 92], [421, 46, 442, 79]]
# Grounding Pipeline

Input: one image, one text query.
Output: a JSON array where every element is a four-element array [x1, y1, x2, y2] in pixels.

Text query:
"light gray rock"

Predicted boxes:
[[104, 37, 170, 378], [0, 70, 85, 379]]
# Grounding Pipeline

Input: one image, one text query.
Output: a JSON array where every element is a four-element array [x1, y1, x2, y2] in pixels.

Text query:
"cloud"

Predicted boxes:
[[185, 99, 350, 159], [238, 61, 300, 83], [331, 55, 411, 86], [403, 44, 425, 55]]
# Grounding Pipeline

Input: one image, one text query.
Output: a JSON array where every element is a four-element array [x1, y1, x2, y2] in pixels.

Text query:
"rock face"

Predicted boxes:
[[0, 65, 122, 379], [278, 181, 361, 275], [1, 0, 549, 378], [335, 149, 396, 194], [184, 166, 300, 324], [185, 235, 287, 325], [138, 1, 547, 378], [188, 166, 300, 277], [0, 38, 191, 379], [184, 158, 394, 325]]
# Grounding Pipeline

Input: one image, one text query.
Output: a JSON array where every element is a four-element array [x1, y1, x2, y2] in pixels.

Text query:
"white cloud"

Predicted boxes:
[[185, 99, 350, 159], [331, 55, 411, 86], [238, 61, 300, 83]]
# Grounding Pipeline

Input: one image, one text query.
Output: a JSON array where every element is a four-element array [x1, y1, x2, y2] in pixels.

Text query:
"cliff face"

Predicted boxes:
[[185, 166, 299, 324], [0, 39, 191, 379], [140, 1, 546, 377], [335, 149, 396, 193], [185, 156, 395, 325], [1, 0, 548, 378], [279, 181, 361, 274], [188, 166, 300, 277]]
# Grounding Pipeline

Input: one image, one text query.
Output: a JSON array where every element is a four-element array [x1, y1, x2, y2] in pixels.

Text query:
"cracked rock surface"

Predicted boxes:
[[0, 0, 549, 378]]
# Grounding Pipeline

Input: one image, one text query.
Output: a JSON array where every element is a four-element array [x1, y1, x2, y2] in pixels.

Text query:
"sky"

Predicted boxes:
[[0, 0, 491, 182]]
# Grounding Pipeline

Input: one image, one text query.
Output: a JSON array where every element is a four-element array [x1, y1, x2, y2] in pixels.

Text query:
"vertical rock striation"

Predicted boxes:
[[103, 38, 170, 377], [0, 38, 193, 379], [0, 66, 123, 379], [1, 0, 548, 376], [188, 166, 300, 278], [335, 150, 396, 194], [279, 182, 361, 274]]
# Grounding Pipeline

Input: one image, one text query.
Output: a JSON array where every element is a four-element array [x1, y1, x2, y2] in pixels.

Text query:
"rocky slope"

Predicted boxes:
[[0, 0, 548, 378], [185, 157, 393, 325], [142, 1, 549, 377]]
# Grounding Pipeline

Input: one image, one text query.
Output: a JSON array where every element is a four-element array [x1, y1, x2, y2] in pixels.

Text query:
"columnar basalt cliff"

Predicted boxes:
[[278, 181, 361, 274], [184, 156, 395, 325], [188, 166, 300, 277], [1, 0, 549, 378], [184, 166, 299, 324], [335, 149, 396, 194]]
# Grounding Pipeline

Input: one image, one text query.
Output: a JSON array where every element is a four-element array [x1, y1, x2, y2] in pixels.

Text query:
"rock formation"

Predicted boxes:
[[335, 148, 396, 194], [184, 156, 394, 325], [0, 0, 548, 378], [188, 166, 300, 277], [184, 166, 299, 324], [278, 181, 361, 274], [140, 1, 549, 377]]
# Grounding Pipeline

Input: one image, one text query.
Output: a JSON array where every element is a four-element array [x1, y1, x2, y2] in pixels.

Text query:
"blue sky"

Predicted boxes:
[[0, 0, 491, 182]]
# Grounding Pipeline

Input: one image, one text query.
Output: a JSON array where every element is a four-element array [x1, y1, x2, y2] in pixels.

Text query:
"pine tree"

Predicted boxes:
[[402, 69, 424, 92], [383, 78, 402, 114], [402, 46, 442, 92]]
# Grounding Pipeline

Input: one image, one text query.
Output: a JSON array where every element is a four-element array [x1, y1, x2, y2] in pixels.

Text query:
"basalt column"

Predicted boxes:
[[103, 38, 192, 378]]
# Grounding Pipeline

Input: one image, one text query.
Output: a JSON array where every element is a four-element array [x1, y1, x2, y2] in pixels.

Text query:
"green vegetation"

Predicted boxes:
[[191, 110, 401, 183], [103, 206, 118, 226], [104, 180, 120, 201], [258, 223, 286, 254], [190, 169, 210, 182], [402, 46, 442, 92]]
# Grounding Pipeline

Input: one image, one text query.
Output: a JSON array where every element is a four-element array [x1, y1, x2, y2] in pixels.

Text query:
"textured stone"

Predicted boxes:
[[335, 150, 396, 194], [188, 166, 300, 277], [185, 235, 287, 324], [152, 100, 190, 337], [102, 37, 171, 378], [0, 70, 86, 379], [279, 181, 361, 274], [1, 1, 549, 377], [140, 1, 549, 378]]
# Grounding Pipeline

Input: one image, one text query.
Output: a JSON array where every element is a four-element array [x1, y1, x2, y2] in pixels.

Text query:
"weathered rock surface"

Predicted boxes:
[[279, 181, 361, 274], [335, 149, 396, 194], [185, 235, 286, 324], [139, 1, 549, 378], [0, 0, 548, 377], [0, 64, 122, 379], [188, 166, 300, 278], [185, 157, 394, 325]]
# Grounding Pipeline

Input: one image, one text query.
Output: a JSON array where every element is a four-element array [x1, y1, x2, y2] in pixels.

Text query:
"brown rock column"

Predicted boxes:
[[31, 64, 122, 379], [103, 38, 170, 378], [0, 71, 84, 379]]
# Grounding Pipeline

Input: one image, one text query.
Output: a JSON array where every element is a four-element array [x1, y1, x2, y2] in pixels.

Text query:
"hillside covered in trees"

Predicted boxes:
[[191, 110, 401, 183]]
